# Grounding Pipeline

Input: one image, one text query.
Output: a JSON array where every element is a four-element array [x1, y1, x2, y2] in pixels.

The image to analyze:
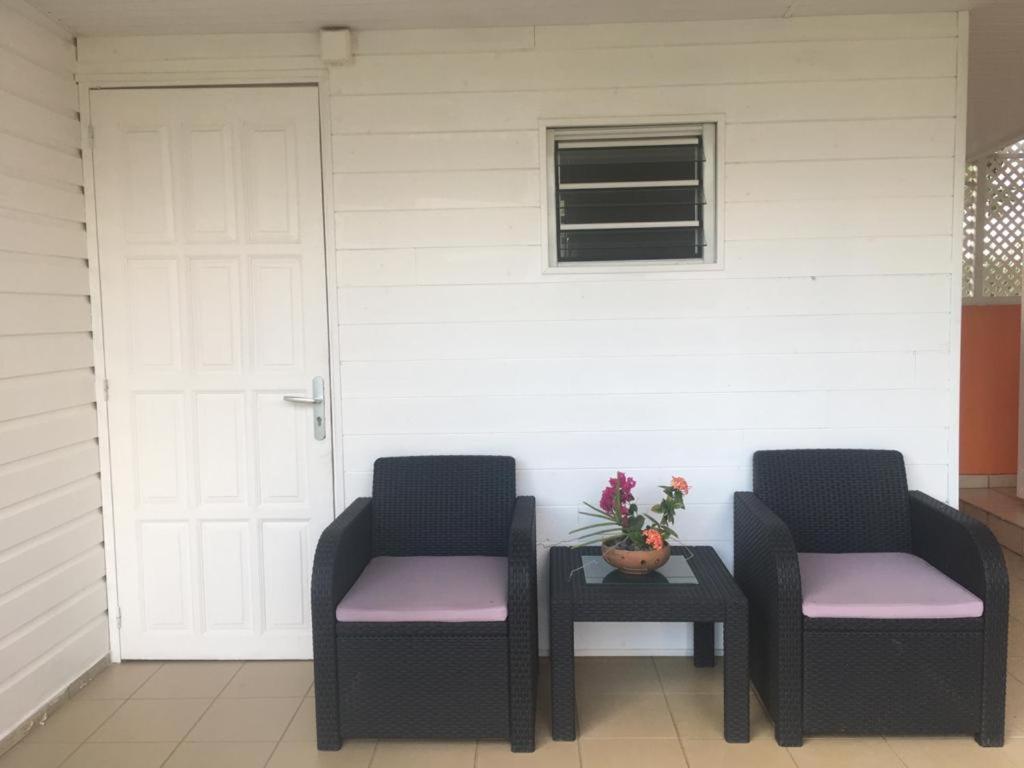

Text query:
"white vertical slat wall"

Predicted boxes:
[[329, 14, 965, 653], [0, 0, 108, 740]]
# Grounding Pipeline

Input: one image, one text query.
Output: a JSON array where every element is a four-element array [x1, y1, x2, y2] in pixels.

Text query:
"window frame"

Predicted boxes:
[[540, 117, 724, 274]]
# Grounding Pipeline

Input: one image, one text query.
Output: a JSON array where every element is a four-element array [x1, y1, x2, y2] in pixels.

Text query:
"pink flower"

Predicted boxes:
[[599, 472, 637, 517], [615, 472, 637, 501], [671, 476, 690, 495]]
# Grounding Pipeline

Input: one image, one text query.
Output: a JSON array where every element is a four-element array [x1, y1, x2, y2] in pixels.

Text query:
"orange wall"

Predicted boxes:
[[960, 304, 1021, 475]]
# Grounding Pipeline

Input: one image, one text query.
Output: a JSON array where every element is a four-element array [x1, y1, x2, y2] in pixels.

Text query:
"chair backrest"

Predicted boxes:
[[371, 455, 516, 556], [752, 449, 911, 553]]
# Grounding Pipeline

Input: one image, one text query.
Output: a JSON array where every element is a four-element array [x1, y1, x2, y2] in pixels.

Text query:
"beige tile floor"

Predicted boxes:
[[8, 548, 1024, 767]]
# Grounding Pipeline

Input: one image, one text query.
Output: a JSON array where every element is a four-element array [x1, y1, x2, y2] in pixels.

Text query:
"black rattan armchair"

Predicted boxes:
[[312, 455, 537, 752], [735, 449, 1007, 747]]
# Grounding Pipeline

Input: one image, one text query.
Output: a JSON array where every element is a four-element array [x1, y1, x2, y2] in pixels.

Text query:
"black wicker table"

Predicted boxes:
[[548, 545, 749, 742]]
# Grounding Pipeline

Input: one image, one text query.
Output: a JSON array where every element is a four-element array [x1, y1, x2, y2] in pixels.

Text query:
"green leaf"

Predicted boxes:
[[578, 510, 617, 522], [569, 522, 622, 534]]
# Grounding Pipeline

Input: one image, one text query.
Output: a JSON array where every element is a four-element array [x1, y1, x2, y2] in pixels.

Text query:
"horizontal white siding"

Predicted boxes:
[[331, 14, 963, 653], [75, 32, 322, 76], [0, 0, 107, 741]]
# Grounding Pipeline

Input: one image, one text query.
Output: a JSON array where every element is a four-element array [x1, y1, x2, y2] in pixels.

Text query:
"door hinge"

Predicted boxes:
[[103, 379, 110, 401], [87, 123, 95, 150], [114, 606, 122, 629]]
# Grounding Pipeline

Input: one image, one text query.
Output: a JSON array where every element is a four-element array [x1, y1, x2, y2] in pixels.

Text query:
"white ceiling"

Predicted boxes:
[[26, 0, 1009, 36]]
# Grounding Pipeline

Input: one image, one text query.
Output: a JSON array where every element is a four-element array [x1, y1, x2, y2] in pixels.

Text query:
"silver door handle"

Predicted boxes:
[[282, 395, 322, 405], [283, 376, 326, 440]]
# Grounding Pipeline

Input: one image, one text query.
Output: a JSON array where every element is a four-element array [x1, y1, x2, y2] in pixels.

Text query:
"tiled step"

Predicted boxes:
[[961, 487, 1024, 554]]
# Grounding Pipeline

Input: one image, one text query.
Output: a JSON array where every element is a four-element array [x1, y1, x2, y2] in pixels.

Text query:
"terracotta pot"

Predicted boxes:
[[601, 540, 671, 575]]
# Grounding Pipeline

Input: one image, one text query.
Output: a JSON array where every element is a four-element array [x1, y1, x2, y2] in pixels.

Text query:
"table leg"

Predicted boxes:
[[693, 622, 715, 667], [723, 601, 750, 743], [549, 600, 576, 740]]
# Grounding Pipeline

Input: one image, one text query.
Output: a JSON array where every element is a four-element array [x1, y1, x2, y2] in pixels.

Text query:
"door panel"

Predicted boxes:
[[92, 86, 333, 658]]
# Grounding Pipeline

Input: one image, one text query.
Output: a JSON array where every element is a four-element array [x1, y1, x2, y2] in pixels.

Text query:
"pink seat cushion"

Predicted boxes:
[[336, 556, 508, 623], [798, 552, 984, 620]]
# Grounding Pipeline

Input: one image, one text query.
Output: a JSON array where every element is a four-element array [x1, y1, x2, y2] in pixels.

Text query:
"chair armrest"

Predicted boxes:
[[508, 496, 537, 750], [734, 491, 803, 740], [910, 490, 1009, 745], [310, 499, 372, 749], [909, 491, 1008, 607], [734, 491, 802, 620], [311, 497, 373, 633], [508, 496, 537, 602]]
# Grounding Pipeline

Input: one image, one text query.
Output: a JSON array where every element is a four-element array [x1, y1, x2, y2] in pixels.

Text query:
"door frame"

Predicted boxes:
[[78, 65, 343, 662]]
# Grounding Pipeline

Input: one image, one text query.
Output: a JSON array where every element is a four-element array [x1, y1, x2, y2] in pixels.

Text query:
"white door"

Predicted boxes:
[[91, 86, 334, 659]]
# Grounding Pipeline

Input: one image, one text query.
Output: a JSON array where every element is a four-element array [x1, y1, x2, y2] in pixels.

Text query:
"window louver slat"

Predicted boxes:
[[559, 186, 705, 226], [559, 226, 705, 262]]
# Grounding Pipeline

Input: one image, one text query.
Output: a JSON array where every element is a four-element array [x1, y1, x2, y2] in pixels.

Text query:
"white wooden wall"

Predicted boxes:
[[71, 12, 966, 657], [330, 14, 966, 653], [0, 0, 108, 740]]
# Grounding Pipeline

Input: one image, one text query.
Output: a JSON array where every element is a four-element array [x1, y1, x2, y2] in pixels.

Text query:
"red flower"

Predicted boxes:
[[643, 529, 665, 550]]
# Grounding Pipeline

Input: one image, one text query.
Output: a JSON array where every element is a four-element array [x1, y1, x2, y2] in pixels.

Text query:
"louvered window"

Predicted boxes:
[[546, 124, 717, 267]]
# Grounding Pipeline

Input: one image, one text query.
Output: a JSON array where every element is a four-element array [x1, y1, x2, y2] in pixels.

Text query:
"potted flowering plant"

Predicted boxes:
[[571, 472, 690, 575]]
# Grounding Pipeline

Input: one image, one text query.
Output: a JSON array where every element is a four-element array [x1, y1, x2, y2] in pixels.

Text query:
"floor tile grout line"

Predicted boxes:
[[656, 655, 721, 750], [261, 706, 288, 768], [264, 741, 283, 768], [168, 661, 248, 756], [660, 655, 694, 767], [782, 743, 800, 767], [678, 738, 691, 767], [49, 661, 165, 768], [214, 696, 313, 700], [653, 655, 686, 746], [155, 699, 218, 768], [273, 690, 309, 756], [51, 692, 138, 768], [577, 736, 685, 740], [130, 660, 245, 702], [880, 736, 913, 768], [115, 661, 164, 701]]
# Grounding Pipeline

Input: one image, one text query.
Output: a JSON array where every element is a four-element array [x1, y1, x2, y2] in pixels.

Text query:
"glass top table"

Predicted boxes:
[[577, 553, 699, 585], [548, 545, 749, 743]]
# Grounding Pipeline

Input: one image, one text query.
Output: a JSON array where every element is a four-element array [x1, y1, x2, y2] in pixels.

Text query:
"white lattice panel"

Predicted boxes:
[[965, 139, 1024, 300], [963, 162, 978, 298], [982, 141, 1024, 298]]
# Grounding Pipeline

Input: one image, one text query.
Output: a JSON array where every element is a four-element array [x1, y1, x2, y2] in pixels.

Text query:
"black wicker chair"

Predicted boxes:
[[735, 449, 1007, 747], [311, 455, 537, 752]]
